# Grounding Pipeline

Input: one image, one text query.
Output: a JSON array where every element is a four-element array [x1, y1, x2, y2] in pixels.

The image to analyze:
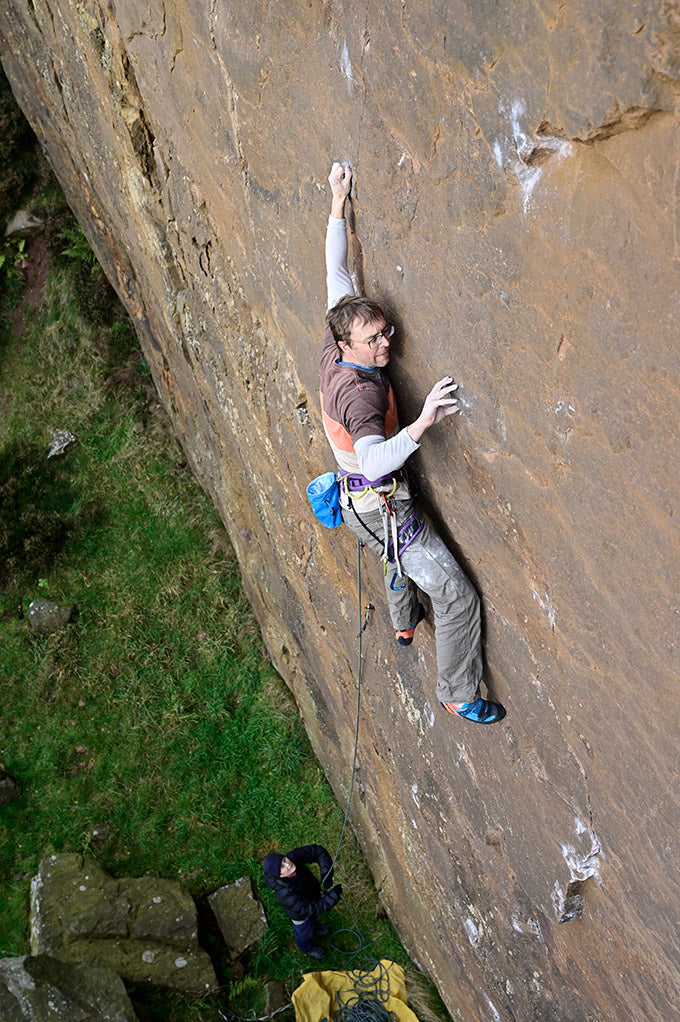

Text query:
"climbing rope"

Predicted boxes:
[[222, 542, 390, 1022], [334, 959, 400, 1022], [323, 538, 371, 884], [315, 538, 395, 976], [218, 1006, 290, 1022], [318, 541, 402, 1009]]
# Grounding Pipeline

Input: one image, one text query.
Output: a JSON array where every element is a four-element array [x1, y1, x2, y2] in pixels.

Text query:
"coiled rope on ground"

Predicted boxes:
[[334, 957, 400, 1022]]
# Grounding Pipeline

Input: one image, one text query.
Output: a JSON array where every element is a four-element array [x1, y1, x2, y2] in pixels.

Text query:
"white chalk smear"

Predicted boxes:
[[485, 995, 501, 1022], [532, 588, 556, 630], [561, 830, 602, 885], [495, 97, 573, 214], [340, 40, 354, 94], [463, 917, 479, 946]]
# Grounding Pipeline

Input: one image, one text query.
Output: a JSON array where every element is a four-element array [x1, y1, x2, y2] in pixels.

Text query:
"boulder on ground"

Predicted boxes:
[[0, 954, 138, 1021], [27, 601, 74, 635], [208, 877, 268, 957], [265, 979, 288, 1016], [3, 210, 43, 238], [30, 854, 217, 994]]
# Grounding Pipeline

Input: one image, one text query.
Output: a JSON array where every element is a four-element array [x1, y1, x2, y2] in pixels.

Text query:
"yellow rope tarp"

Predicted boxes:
[[291, 959, 420, 1022]]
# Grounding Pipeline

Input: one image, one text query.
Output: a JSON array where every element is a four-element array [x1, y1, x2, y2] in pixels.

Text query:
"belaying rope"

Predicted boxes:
[[219, 1006, 290, 1022], [298, 526, 414, 1022], [323, 537, 371, 884], [222, 541, 394, 1022], [321, 542, 391, 975]]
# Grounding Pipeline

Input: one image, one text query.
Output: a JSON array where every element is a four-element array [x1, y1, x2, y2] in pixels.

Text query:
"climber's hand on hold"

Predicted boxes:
[[328, 160, 352, 198], [329, 161, 352, 218], [407, 377, 460, 444]]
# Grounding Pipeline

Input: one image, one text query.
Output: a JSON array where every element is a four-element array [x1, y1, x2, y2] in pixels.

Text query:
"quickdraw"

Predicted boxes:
[[380, 494, 402, 578], [377, 496, 425, 579]]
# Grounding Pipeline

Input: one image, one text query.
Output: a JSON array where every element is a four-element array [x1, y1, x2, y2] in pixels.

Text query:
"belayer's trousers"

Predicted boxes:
[[342, 498, 482, 705]]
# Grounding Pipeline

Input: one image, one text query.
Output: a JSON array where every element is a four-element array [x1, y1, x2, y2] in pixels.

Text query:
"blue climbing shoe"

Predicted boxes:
[[396, 602, 426, 646], [440, 697, 506, 724]]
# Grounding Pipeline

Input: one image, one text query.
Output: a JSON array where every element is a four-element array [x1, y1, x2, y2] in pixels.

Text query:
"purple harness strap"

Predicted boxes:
[[390, 511, 424, 560], [340, 469, 403, 491]]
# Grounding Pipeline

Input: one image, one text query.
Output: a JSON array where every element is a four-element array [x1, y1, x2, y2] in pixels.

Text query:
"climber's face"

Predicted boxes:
[[339, 316, 393, 369], [280, 856, 296, 877]]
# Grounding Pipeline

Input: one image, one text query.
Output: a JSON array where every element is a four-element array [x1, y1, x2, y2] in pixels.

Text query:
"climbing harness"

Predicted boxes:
[[340, 469, 402, 500], [340, 471, 425, 581]]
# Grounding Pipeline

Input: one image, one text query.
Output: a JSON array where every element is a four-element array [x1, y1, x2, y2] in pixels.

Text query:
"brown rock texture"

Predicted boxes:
[[1, 3, 679, 1019]]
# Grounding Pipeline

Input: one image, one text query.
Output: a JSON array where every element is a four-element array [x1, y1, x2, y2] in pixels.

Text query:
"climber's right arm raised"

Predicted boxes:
[[326, 161, 354, 311]]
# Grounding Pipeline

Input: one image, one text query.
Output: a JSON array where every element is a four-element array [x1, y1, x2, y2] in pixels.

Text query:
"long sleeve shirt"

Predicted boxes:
[[321, 217, 418, 507]]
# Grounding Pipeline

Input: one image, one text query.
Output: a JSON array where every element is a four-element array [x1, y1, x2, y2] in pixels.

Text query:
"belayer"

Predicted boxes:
[[262, 844, 342, 959], [320, 160, 506, 725]]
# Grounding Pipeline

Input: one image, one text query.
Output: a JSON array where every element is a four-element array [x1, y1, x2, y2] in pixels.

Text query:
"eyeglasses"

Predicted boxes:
[[355, 323, 395, 350]]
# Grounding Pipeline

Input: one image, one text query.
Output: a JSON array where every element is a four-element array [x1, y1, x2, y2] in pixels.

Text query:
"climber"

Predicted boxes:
[[320, 160, 506, 725], [262, 844, 342, 959]]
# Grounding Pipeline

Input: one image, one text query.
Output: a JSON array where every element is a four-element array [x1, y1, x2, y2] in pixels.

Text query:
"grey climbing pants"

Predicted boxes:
[[342, 498, 482, 705]]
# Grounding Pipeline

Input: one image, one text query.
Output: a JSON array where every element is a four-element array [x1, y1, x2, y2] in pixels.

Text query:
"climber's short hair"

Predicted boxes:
[[326, 294, 387, 347]]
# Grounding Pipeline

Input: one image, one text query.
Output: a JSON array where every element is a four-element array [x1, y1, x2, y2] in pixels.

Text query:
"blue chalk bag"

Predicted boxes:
[[307, 472, 342, 529]]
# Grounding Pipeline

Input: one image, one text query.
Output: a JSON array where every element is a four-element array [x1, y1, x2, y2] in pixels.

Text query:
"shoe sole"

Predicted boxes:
[[396, 602, 426, 646]]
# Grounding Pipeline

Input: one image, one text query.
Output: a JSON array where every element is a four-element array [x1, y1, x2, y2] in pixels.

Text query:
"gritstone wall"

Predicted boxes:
[[1, 3, 679, 1018]]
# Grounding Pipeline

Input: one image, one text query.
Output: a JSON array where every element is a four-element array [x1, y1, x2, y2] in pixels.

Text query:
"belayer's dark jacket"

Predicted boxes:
[[263, 844, 339, 921]]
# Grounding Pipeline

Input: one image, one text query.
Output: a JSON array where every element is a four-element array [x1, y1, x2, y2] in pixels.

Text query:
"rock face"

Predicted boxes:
[[1, 4, 679, 1019], [0, 955, 138, 1022], [30, 855, 217, 994]]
